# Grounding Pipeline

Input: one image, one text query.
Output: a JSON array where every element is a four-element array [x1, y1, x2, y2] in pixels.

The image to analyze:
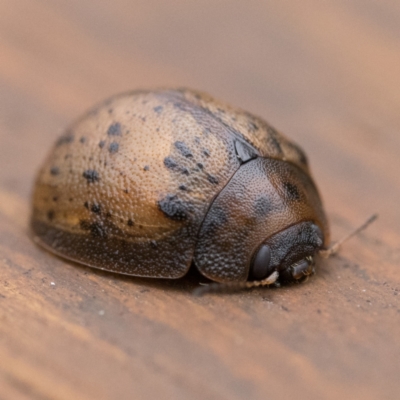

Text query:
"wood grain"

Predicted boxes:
[[1, 1, 399, 399]]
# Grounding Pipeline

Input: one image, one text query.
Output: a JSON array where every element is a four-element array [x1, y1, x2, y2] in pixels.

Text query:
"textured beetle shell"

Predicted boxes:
[[31, 88, 329, 282]]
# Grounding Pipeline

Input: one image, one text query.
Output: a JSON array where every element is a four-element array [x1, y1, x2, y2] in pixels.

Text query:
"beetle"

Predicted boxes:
[[31, 88, 368, 291]]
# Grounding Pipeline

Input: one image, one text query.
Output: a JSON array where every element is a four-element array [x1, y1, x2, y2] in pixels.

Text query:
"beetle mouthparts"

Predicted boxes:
[[289, 256, 315, 280]]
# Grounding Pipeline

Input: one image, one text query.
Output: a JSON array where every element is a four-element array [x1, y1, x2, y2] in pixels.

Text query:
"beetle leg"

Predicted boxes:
[[193, 271, 279, 296], [245, 271, 279, 288]]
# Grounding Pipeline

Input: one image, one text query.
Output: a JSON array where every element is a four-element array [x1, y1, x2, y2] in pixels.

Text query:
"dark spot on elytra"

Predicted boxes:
[[158, 194, 191, 221], [248, 121, 259, 131], [197, 163, 204, 169], [52, 196, 58, 202], [83, 169, 99, 183], [80, 136, 86, 144], [164, 156, 189, 175], [141, 117, 146, 122], [108, 108, 113, 114], [84, 201, 89, 209], [50, 166, 60, 176], [143, 165, 150, 171], [179, 184, 187, 191], [47, 210, 55, 221], [254, 195, 272, 217], [164, 157, 178, 169], [270, 136, 282, 154], [202, 149, 210, 157], [56, 134, 74, 146], [207, 174, 219, 185], [99, 140, 106, 149], [283, 182, 301, 201], [175, 141, 193, 158], [268, 127, 283, 154], [153, 106, 163, 114], [107, 122, 122, 136], [105, 212, 112, 218], [173, 102, 186, 112], [91, 203, 101, 214], [127, 219, 134, 226], [80, 220, 107, 238], [108, 142, 119, 154], [181, 167, 190, 175], [124, 189, 129, 194], [90, 222, 107, 238]]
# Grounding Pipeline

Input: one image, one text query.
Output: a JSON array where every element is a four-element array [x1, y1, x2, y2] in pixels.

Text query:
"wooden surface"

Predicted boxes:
[[1, 1, 400, 399]]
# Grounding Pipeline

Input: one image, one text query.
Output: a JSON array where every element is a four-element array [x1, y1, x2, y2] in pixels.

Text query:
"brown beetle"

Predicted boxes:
[[31, 88, 336, 288]]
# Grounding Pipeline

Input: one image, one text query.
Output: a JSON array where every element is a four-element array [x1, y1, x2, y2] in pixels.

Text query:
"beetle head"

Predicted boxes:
[[249, 222, 323, 283]]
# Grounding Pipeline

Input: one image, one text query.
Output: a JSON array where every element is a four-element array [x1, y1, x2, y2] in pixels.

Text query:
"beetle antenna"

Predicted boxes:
[[193, 271, 279, 296], [319, 214, 378, 258]]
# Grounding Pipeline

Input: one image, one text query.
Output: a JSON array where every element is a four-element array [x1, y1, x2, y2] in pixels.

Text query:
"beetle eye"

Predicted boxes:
[[250, 245, 272, 280]]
